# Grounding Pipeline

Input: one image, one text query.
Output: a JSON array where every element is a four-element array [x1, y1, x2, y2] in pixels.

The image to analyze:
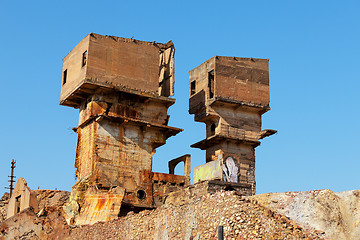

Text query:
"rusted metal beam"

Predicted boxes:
[[5, 159, 16, 197]]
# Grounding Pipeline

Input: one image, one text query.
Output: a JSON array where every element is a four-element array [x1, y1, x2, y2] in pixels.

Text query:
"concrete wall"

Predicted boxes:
[[86, 34, 160, 94], [189, 57, 215, 113], [73, 88, 182, 209], [6, 178, 38, 219], [203, 145, 256, 195], [60, 35, 90, 104], [189, 56, 269, 114], [215, 57, 269, 106], [60, 33, 175, 106]]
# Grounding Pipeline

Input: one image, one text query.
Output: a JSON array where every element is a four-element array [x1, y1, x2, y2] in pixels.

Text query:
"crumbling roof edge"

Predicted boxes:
[[62, 32, 174, 60], [74, 114, 183, 136], [90, 33, 174, 50], [209, 97, 270, 113], [191, 134, 260, 150], [60, 79, 176, 108]]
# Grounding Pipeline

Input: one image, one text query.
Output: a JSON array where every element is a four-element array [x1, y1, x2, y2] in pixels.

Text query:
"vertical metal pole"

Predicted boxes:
[[218, 225, 224, 240], [8, 159, 16, 197]]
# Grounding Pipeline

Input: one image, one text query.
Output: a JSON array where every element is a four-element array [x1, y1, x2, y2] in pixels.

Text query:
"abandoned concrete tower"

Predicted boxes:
[[60, 33, 190, 225], [190, 56, 276, 195]]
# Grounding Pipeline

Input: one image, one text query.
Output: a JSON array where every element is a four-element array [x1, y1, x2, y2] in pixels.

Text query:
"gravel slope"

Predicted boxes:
[[252, 189, 360, 240]]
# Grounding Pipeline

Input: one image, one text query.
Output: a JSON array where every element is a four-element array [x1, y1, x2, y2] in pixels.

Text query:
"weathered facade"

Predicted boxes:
[[189, 56, 276, 195], [6, 178, 38, 219], [60, 33, 190, 225]]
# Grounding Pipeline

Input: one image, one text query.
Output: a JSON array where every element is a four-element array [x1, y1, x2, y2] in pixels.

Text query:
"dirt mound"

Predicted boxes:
[[4, 186, 359, 239], [69, 189, 323, 239], [252, 189, 360, 240], [33, 190, 70, 211]]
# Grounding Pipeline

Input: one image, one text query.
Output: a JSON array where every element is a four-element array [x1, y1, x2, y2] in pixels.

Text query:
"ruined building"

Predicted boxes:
[[6, 178, 38, 219], [60, 33, 190, 225], [57, 33, 275, 226], [190, 56, 276, 195]]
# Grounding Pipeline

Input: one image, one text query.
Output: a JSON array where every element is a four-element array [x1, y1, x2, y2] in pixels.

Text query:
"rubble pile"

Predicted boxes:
[[33, 190, 70, 212], [2, 186, 360, 239], [0, 190, 70, 240], [0, 193, 9, 223], [69, 189, 323, 239]]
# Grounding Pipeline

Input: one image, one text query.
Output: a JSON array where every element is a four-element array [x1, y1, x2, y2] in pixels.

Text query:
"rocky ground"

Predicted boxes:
[[33, 189, 70, 212], [69, 188, 323, 239], [0, 193, 9, 223], [1, 185, 359, 239]]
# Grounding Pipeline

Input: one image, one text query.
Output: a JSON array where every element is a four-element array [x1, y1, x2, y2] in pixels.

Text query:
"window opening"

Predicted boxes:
[[208, 70, 214, 98], [82, 50, 87, 67], [63, 69, 67, 85], [15, 195, 21, 213], [190, 81, 196, 95], [210, 123, 216, 136]]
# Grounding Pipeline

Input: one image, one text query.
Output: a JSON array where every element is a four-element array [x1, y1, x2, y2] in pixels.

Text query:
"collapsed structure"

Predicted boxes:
[[6, 178, 38, 219], [190, 56, 276, 195], [60, 33, 190, 225]]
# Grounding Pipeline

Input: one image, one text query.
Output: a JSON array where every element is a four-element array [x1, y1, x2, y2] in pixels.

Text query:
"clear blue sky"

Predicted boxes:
[[1, 1, 359, 197]]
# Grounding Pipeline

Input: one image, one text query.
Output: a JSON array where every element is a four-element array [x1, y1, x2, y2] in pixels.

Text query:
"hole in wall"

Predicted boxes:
[[136, 190, 146, 200], [224, 186, 235, 191]]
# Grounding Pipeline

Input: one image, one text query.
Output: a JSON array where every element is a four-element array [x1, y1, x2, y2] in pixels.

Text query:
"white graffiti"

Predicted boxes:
[[222, 157, 238, 183]]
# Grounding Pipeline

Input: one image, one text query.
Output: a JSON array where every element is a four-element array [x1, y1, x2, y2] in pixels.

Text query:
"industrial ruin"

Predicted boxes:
[[3, 33, 275, 227], [59, 33, 191, 225], [3, 34, 360, 240], [190, 56, 276, 195]]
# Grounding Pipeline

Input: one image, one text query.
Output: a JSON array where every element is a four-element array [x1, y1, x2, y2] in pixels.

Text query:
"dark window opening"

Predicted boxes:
[[190, 81, 196, 95], [82, 50, 87, 67], [136, 190, 146, 200], [179, 182, 185, 186], [208, 70, 214, 99], [15, 195, 21, 213], [63, 69, 67, 85], [224, 185, 235, 191], [210, 123, 216, 136]]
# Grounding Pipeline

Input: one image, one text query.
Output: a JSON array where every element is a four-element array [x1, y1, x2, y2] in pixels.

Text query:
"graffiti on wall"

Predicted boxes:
[[222, 157, 239, 183], [193, 159, 222, 183]]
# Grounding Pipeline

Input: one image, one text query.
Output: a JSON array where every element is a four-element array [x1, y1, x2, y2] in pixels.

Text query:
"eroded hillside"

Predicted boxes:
[[252, 189, 360, 240]]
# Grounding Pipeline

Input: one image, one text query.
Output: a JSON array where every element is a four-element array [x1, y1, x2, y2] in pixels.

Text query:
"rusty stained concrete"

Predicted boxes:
[[74, 186, 125, 226], [189, 56, 276, 195], [73, 90, 184, 206], [60, 34, 190, 226], [63, 89, 189, 225]]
